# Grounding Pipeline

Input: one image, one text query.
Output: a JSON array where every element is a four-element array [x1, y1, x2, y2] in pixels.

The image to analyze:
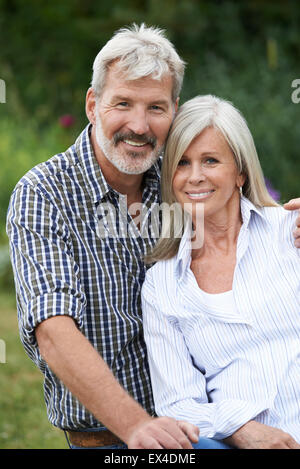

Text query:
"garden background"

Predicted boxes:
[[0, 0, 299, 449]]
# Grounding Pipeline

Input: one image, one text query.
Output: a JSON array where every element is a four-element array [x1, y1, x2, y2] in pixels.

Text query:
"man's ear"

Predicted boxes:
[[85, 88, 97, 125]]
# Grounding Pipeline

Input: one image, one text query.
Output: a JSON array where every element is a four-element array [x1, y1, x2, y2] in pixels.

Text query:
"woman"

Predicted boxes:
[[141, 95, 300, 449]]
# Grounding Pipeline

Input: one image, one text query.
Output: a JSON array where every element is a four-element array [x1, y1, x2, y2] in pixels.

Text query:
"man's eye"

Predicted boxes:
[[150, 105, 163, 111], [117, 102, 128, 107]]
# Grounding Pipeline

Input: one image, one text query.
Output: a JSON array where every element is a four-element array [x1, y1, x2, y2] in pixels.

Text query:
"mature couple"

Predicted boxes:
[[7, 24, 300, 450]]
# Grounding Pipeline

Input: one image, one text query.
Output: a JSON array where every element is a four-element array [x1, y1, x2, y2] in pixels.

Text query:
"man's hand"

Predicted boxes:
[[224, 421, 300, 449], [284, 198, 300, 248], [127, 416, 200, 449]]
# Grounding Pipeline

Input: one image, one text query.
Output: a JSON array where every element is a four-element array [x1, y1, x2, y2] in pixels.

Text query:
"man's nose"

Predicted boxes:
[[127, 107, 150, 135]]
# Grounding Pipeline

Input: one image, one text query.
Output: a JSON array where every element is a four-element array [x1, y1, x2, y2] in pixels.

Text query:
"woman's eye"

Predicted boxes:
[[117, 102, 128, 107], [177, 159, 189, 166], [203, 157, 218, 165]]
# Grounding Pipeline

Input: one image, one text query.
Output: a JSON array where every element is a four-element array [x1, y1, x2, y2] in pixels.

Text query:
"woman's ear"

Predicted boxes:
[[237, 172, 246, 191]]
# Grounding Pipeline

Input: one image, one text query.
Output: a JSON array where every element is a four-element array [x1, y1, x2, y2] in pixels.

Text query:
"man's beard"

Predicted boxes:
[[95, 115, 164, 175]]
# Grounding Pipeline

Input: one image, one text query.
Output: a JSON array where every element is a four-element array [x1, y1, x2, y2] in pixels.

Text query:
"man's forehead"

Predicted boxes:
[[103, 62, 174, 98]]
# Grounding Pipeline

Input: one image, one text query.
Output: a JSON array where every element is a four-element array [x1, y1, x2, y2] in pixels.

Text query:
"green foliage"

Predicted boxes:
[[0, 293, 66, 448], [0, 117, 80, 242], [0, 244, 14, 290]]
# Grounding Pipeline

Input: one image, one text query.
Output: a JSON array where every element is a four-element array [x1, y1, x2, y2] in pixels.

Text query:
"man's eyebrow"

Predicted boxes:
[[110, 96, 170, 106], [150, 99, 170, 105], [111, 95, 132, 102]]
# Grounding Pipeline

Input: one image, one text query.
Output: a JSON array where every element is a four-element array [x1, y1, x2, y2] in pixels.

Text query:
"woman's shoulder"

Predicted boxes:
[[142, 257, 176, 299], [260, 205, 298, 248], [144, 256, 176, 283], [261, 204, 297, 228]]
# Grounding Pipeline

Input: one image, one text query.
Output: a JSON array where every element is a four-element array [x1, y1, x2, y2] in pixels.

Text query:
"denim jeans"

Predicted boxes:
[[192, 437, 233, 449]]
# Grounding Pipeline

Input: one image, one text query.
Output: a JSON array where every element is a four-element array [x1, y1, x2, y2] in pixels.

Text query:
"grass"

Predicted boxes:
[[0, 292, 67, 449]]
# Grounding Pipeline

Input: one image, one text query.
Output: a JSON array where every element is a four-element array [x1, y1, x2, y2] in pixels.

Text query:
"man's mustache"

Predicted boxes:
[[113, 131, 157, 148]]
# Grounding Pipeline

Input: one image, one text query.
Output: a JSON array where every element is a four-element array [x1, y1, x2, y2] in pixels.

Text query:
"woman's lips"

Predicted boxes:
[[185, 190, 215, 199]]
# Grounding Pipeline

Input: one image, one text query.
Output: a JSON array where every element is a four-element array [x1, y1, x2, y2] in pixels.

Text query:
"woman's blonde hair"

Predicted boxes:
[[146, 94, 279, 263]]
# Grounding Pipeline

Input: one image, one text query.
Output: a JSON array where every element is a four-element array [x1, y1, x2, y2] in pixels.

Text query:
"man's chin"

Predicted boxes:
[[112, 161, 153, 175], [110, 152, 159, 175]]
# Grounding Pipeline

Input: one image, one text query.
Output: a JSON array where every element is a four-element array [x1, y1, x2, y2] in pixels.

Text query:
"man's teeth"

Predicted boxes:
[[188, 191, 213, 198], [124, 139, 146, 147]]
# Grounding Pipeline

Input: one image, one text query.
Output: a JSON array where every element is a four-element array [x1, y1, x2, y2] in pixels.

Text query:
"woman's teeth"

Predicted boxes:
[[187, 191, 214, 198]]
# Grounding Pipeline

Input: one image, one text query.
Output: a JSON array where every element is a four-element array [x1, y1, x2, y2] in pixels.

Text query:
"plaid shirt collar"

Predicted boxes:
[[74, 124, 161, 204]]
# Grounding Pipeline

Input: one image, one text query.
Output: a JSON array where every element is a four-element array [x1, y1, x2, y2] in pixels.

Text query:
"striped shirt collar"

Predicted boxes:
[[75, 124, 161, 204], [175, 196, 270, 282]]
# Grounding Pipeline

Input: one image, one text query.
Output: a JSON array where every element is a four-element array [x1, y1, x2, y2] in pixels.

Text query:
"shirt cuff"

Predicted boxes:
[[197, 399, 274, 439], [21, 292, 85, 347]]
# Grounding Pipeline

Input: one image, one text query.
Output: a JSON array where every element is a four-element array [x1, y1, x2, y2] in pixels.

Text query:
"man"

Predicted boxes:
[[6, 23, 199, 450], [6, 24, 300, 450]]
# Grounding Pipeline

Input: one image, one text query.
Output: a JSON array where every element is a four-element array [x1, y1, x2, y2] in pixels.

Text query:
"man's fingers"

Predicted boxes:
[[283, 198, 300, 210], [287, 438, 300, 449], [294, 237, 300, 248], [134, 436, 164, 450], [283, 198, 300, 248], [293, 226, 300, 238], [157, 428, 184, 450], [158, 419, 193, 449], [127, 417, 196, 449], [177, 420, 200, 443]]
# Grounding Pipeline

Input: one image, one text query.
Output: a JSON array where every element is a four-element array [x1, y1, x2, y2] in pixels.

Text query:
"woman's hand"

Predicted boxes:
[[224, 420, 300, 449]]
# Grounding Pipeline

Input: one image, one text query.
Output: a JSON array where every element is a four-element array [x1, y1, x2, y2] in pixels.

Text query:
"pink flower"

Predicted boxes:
[[264, 177, 280, 201], [59, 114, 75, 128]]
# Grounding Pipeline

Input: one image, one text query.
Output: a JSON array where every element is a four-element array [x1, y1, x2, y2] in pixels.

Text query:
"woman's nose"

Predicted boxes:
[[188, 165, 206, 184]]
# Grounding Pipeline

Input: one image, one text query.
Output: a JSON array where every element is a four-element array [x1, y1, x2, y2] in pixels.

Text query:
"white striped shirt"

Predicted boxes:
[[142, 197, 300, 441]]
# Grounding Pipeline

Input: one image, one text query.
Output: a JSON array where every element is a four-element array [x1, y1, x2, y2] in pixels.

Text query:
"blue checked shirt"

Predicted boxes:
[[6, 124, 160, 430]]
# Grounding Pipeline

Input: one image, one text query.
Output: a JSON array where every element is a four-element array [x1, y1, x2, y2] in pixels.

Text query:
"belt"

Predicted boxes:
[[67, 429, 123, 448]]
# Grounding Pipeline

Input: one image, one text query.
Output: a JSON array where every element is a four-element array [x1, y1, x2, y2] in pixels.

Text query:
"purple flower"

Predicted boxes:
[[59, 114, 75, 128], [264, 177, 280, 201]]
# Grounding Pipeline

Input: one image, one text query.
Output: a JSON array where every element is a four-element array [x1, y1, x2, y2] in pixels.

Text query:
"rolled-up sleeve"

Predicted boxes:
[[6, 183, 86, 355], [141, 268, 270, 439]]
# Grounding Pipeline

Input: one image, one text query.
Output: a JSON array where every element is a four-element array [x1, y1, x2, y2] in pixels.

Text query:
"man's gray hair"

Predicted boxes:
[[91, 23, 185, 103]]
